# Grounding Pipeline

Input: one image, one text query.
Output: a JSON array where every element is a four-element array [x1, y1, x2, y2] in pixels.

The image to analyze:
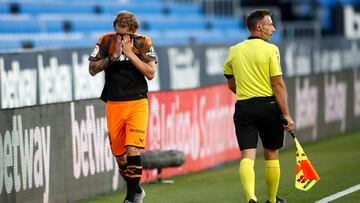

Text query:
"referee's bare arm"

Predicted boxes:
[[271, 75, 295, 132]]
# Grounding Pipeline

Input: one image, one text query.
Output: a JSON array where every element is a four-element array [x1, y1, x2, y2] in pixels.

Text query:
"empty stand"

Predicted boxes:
[[0, 0, 250, 51]]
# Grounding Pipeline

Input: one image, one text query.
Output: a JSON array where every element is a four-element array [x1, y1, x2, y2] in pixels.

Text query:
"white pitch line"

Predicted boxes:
[[315, 183, 360, 203]]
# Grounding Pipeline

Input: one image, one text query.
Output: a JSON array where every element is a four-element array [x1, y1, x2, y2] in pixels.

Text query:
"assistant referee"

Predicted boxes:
[[224, 9, 295, 203]]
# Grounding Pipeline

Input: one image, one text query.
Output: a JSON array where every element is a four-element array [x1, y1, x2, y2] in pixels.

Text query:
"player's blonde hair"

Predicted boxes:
[[113, 11, 139, 32]]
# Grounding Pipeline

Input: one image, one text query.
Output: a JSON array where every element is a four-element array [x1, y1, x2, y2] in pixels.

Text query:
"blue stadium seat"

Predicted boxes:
[[133, 0, 163, 3], [0, 15, 41, 33], [0, 40, 22, 51], [269, 31, 281, 43], [318, 6, 332, 31], [0, 32, 87, 51], [208, 17, 243, 30], [224, 29, 249, 44], [338, 0, 359, 4], [0, 0, 250, 48], [101, 4, 163, 15], [0, 3, 10, 14], [166, 3, 201, 16], [146, 17, 207, 31], [159, 29, 225, 45], [137, 30, 161, 42], [33, 39, 92, 49], [19, 2, 95, 15], [293, 2, 314, 18], [39, 19, 65, 32], [192, 30, 224, 44], [152, 36, 189, 45], [317, 0, 337, 6], [71, 19, 113, 32], [37, 14, 114, 33]]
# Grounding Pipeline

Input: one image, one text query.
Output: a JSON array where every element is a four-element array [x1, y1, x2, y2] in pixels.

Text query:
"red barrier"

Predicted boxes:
[[143, 84, 240, 182]]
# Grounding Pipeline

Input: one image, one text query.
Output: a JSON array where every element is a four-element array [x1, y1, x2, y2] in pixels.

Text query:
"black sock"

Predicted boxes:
[[124, 155, 143, 200], [119, 164, 128, 182]]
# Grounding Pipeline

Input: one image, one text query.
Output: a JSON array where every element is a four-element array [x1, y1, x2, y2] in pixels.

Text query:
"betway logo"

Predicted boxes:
[[354, 69, 360, 116], [295, 77, 318, 139], [324, 75, 347, 131], [70, 103, 119, 190], [344, 6, 360, 39], [0, 115, 51, 203]]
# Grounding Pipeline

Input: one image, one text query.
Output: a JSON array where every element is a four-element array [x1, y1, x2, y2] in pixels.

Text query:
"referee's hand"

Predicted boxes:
[[283, 115, 295, 133]]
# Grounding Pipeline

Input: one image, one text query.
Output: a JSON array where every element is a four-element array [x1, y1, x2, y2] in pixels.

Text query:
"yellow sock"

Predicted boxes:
[[265, 160, 280, 203], [239, 158, 257, 202]]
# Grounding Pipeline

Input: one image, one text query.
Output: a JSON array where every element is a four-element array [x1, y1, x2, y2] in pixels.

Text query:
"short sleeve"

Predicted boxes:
[[134, 35, 157, 63], [88, 34, 109, 61], [269, 45, 282, 77], [223, 47, 234, 76]]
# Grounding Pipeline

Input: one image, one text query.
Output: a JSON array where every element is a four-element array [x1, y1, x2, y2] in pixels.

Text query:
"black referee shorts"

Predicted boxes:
[[233, 96, 285, 151]]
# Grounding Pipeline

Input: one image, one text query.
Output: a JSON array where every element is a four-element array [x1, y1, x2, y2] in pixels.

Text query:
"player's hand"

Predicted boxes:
[[283, 115, 295, 133], [122, 34, 134, 56], [113, 34, 123, 59]]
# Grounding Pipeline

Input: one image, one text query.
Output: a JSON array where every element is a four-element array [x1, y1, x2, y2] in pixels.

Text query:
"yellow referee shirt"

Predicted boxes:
[[224, 37, 282, 100]]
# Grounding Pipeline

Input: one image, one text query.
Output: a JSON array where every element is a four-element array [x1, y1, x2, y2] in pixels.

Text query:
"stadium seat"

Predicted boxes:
[[146, 17, 207, 31], [192, 30, 224, 44], [165, 3, 202, 16], [317, 0, 337, 6], [101, 4, 163, 15], [0, 39, 22, 51], [0, 0, 250, 49], [318, 6, 332, 31], [19, 2, 96, 15], [152, 36, 189, 46], [38, 14, 114, 33], [32, 39, 92, 49], [208, 17, 243, 30], [338, 0, 359, 4], [39, 19, 66, 33], [0, 32, 86, 50], [269, 31, 281, 43], [224, 29, 250, 43], [292, 2, 314, 18], [0, 15, 41, 33], [71, 19, 113, 32], [0, 3, 10, 13]]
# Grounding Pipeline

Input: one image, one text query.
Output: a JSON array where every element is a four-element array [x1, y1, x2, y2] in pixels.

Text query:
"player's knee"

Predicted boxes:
[[126, 146, 141, 156], [116, 155, 127, 167]]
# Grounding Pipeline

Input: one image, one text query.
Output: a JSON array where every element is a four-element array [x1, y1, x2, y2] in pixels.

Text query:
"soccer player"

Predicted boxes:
[[88, 11, 157, 203], [223, 9, 295, 203]]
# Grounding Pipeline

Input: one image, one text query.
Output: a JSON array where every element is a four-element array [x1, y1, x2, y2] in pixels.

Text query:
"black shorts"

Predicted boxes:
[[233, 96, 285, 150]]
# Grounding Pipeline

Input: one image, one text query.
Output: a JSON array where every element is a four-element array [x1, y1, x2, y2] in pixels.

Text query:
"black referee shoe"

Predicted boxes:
[[265, 196, 286, 203], [249, 199, 258, 203]]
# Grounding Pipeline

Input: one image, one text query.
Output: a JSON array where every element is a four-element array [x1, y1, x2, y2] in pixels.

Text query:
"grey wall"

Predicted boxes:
[[1, 38, 360, 109], [1, 38, 360, 202], [0, 100, 124, 203], [1, 69, 360, 203]]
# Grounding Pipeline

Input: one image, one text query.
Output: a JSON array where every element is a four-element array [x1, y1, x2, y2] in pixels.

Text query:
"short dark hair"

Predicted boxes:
[[113, 10, 139, 32], [246, 9, 272, 31]]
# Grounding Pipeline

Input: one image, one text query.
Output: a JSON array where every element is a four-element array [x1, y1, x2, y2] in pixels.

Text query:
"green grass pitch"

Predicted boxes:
[[78, 131, 360, 203]]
